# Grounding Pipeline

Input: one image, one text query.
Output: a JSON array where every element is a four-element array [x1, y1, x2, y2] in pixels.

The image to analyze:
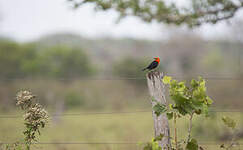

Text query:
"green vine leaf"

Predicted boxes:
[[165, 76, 213, 116], [222, 116, 236, 129], [166, 112, 173, 120], [153, 103, 167, 117], [143, 138, 162, 150], [151, 96, 156, 102], [154, 133, 164, 141], [206, 97, 213, 105], [186, 138, 198, 150], [162, 76, 172, 84]]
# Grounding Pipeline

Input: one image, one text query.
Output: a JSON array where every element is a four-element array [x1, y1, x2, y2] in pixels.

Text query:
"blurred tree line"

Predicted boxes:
[[0, 39, 95, 79], [0, 33, 242, 81], [0, 38, 153, 80], [0, 33, 242, 111], [0, 37, 155, 83]]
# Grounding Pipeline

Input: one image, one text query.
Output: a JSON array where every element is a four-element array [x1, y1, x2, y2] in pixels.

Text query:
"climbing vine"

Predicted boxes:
[[151, 76, 213, 150]]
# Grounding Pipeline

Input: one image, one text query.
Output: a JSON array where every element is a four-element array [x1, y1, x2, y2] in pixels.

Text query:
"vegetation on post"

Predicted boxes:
[[3, 91, 49, 150], [220, 116, 240, 150], [69, 0, 243, 27], [144, 76, 213, 150]]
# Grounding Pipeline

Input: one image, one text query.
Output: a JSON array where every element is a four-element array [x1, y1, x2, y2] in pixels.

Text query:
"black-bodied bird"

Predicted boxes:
[[142, 57, 160, 71]]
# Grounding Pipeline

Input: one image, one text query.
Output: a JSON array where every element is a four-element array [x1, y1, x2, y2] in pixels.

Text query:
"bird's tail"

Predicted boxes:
[[142, 68, 147, 71]]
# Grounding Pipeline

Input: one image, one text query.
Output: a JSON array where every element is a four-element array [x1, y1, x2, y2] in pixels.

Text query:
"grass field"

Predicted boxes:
[[0, 79, 243, 150], [1, 110, 243, 150]]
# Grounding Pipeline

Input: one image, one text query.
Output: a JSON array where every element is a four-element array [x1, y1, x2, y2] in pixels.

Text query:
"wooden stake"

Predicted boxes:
[[146, 71, 171, 150]]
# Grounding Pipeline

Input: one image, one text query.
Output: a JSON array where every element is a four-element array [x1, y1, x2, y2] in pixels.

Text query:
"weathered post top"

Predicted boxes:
[[146, 71, 171, 150], [147, 70, 162, 79]]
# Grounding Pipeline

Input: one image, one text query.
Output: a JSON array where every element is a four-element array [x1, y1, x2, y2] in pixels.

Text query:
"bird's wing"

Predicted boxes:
[[147, 61, 158, 69]]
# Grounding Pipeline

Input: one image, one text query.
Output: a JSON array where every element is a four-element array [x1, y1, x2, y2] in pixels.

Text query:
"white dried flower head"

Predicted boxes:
[[24, 104, 49, 126], [15, 90, 49, 145], [16, 90, 35, 110]]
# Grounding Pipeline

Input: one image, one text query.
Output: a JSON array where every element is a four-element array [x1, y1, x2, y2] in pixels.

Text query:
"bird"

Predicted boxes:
[[142, 57, 160, 71]]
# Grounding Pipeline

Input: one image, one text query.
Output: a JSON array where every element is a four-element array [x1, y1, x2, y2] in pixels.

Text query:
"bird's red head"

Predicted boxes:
[[154, 57, 160, 63]]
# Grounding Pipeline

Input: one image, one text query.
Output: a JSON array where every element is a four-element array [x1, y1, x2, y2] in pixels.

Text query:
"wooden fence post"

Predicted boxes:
[[146, 71, 171, 149]]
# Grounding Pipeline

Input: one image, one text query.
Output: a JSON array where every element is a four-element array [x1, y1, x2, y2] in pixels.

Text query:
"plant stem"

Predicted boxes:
[[174, 113, 178, 150], [26, 144, 30, 150], [187, 114, 193, 143], [227, 128, 238, 150]]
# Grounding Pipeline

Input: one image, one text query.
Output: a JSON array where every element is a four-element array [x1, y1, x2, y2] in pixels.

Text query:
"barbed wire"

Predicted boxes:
[[0, 76, 243, 81], [0, 141, 242, 145], [0, 109, 242, 119]]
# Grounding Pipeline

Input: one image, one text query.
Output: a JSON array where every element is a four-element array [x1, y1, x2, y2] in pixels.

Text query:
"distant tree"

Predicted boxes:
[[69, 0, 243, 27], [0, 39, 95, 79], [19, 43, 40, 76], [37, 45, 95, 78], [0, 40, 23, 78]]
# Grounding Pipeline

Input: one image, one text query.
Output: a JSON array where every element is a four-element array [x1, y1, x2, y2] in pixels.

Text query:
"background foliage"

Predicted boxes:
[[0, 40, 94, 79], [0, 16, 243, 150], [69, 0, 243, 27]]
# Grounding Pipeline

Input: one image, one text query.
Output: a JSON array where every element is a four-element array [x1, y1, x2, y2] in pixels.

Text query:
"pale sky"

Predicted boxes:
[[0, 0, 241, 42]]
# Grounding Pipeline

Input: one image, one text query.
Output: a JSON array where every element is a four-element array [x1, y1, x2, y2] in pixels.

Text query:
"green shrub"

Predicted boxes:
[[0, 39, 95, 79], [36, 45, 95, 78], [65, 92, 85, 108]]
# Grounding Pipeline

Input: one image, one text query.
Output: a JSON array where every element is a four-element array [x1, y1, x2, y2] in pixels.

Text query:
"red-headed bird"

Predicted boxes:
[[142, 57, 160, 71]]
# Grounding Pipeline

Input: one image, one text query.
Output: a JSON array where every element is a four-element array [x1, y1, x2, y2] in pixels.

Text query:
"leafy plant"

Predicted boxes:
[[220, 116, 240, 150], [2, 90, 49, 150], [222, 116, 236, 129], [150, 76, 213, 150], [140, 138, 162, 150]]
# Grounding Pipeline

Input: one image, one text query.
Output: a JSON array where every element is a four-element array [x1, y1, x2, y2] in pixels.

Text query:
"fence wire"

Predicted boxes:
[[0, 76, 243, 81], [0, 109, 242, 119], [0, 141, 243, 145]]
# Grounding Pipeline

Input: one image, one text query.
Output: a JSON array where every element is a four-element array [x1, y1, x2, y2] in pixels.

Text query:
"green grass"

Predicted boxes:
[[0, 111, 243, 150], [1, 79, 243, 150]]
